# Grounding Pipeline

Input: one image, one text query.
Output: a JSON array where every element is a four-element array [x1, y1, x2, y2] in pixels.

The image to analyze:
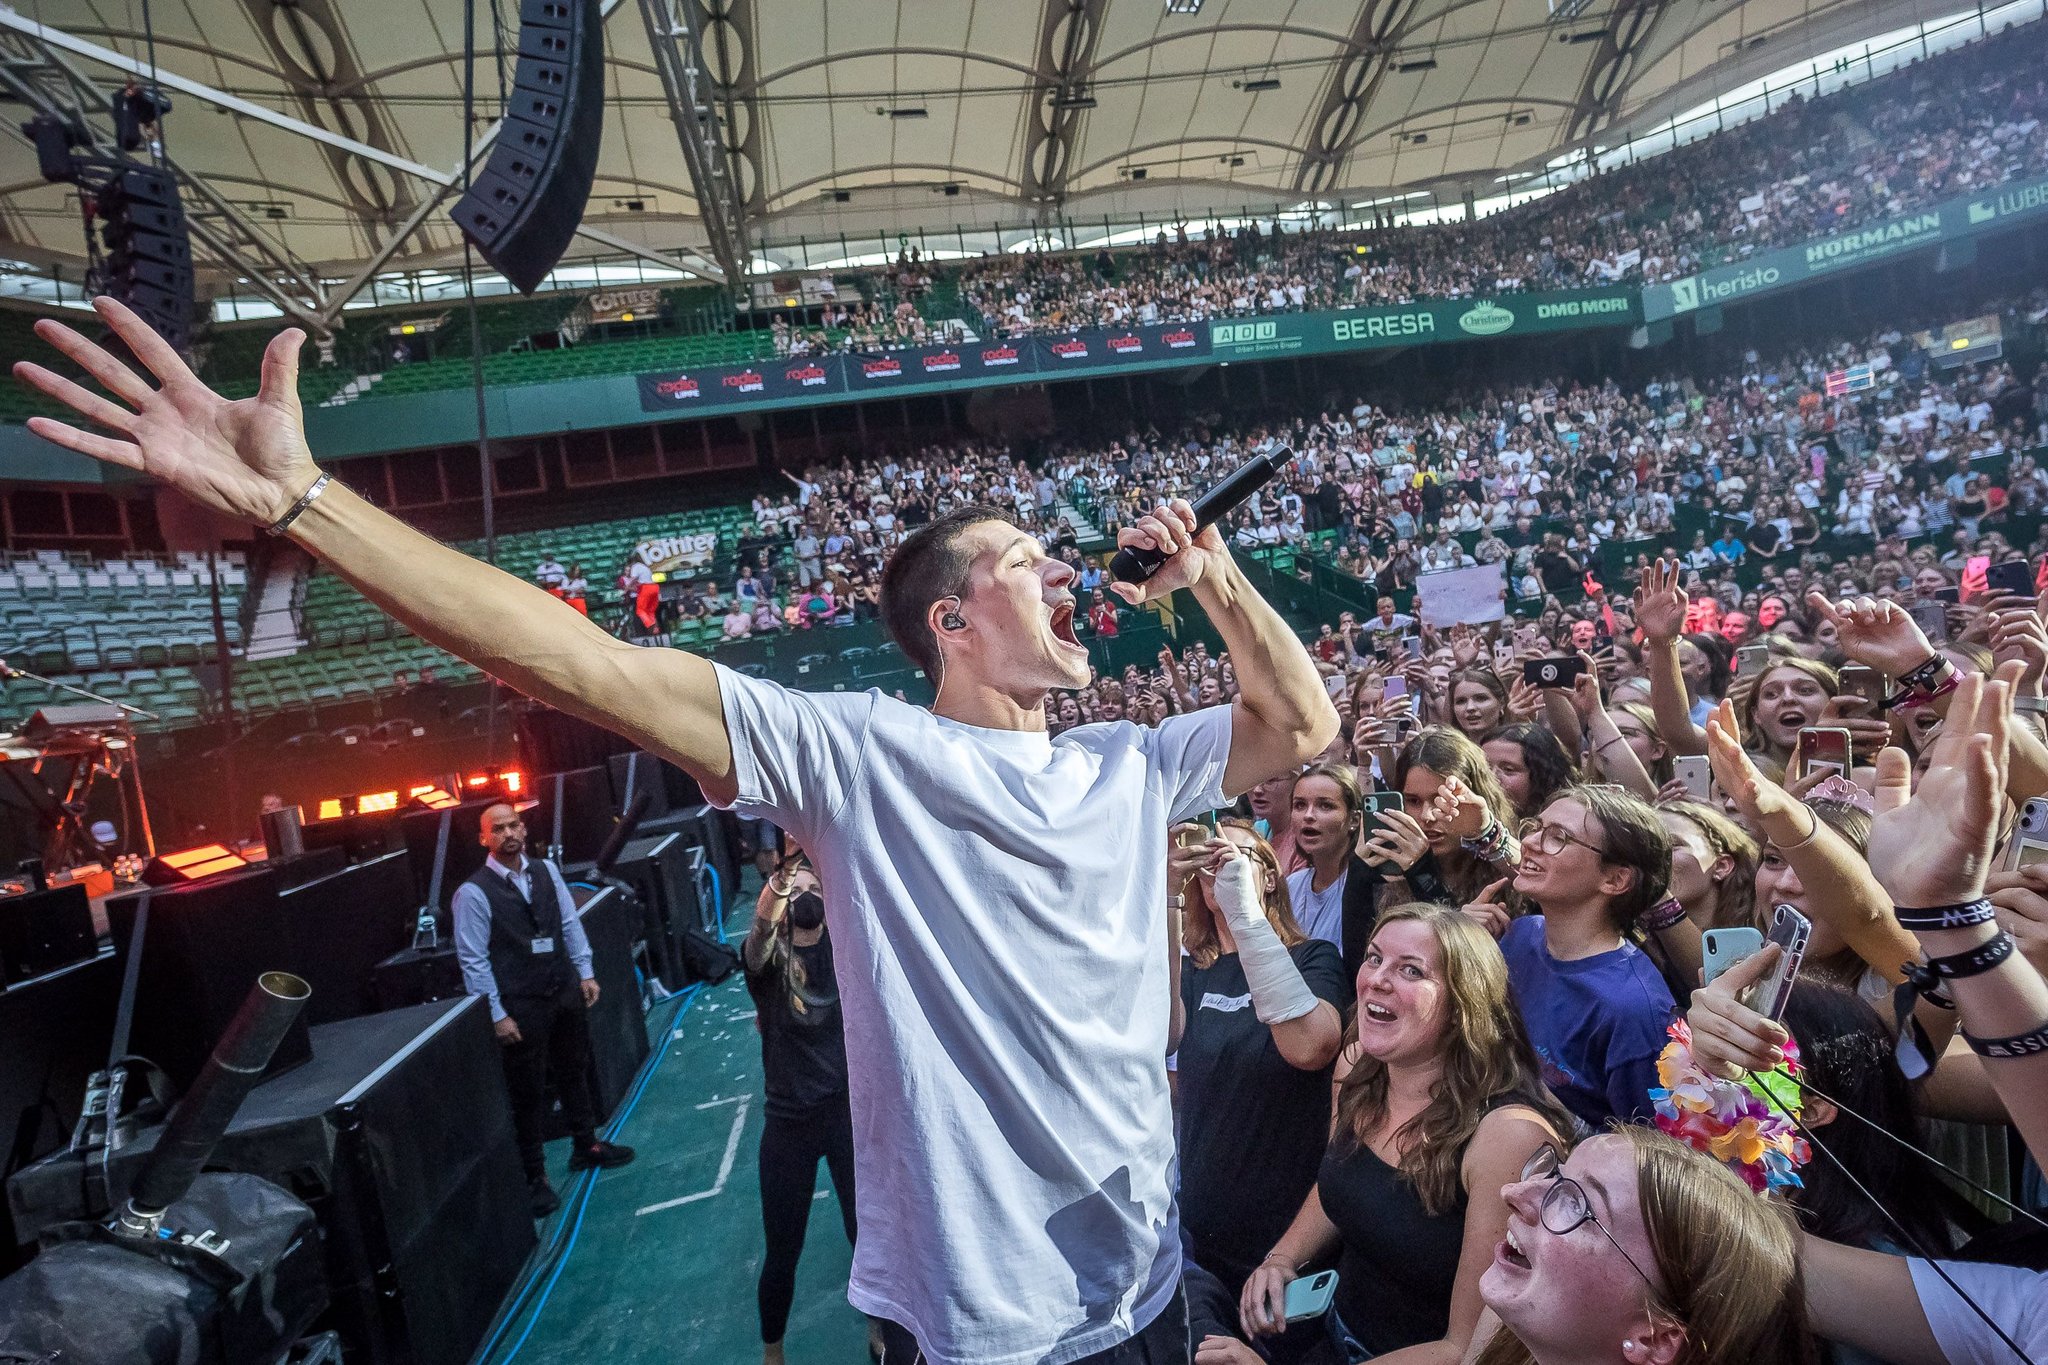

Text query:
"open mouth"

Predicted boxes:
[[1050, 601, 1083, 650], [1777, 709, 1809, 730], [1498, 1228, 1532, 1271], [1361, 1001, 1397, 1024]]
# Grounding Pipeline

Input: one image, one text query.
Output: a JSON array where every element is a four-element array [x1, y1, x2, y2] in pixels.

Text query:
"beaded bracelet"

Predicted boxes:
[[1461, 819, 1513, 864], [1902, 931, 2017, 1008], [1893, 897, 1998, 932], [1962, 1019, 2048, 1059]]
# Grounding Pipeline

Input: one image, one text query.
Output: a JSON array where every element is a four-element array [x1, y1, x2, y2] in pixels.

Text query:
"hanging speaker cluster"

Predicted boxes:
[[451, 0, 606, 294]]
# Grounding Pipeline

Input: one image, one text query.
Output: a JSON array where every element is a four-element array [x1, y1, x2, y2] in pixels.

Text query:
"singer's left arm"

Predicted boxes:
[[1202, 554, 1341, 797]]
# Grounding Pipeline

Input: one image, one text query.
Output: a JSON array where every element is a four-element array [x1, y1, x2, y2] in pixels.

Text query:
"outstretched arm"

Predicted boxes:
[[15, 299, 739, 801]]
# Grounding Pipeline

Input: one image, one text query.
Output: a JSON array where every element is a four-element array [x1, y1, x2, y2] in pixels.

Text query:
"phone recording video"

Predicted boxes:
[[1794, 727, 1852, 781], [1522, 656, 1586, 690]]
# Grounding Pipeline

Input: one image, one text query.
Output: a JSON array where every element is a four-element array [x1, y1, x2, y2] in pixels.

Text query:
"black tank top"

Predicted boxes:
[[1318, 1093, 1533, 1355]]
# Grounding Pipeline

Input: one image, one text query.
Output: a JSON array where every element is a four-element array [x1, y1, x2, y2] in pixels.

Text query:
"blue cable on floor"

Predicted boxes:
[[482, 982, 704, 1365]]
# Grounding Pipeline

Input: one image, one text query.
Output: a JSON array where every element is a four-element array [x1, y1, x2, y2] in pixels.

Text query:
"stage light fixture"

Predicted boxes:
[[317, 798, 344, 821], [358, 791, 400, 814], [141, 843, 249, 886]]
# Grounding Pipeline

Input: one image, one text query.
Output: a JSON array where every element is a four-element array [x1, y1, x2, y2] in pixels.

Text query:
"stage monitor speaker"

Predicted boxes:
[[0, 883, 97, 984], [25, 702, 126, 736], [279, 852, 420, 1026], [601, 832, 689, 990], [6, 997, 534, 1365], [449, 0, 604, 293], [103, 868, 313, 1094], [0, 950, 117, 1272]]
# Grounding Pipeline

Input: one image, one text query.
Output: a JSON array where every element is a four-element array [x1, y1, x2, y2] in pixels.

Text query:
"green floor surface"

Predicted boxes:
[[482, 970, 869, 1365]]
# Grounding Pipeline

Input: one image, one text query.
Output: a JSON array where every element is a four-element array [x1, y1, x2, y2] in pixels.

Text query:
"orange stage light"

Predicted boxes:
[[317, 798, 343, 821], [141, 843, 250, 885], [357, 790, 400, 814]]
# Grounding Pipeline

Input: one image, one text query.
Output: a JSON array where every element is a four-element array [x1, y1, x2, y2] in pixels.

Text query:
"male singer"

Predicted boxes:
[[17, 300, 1335, 1364]]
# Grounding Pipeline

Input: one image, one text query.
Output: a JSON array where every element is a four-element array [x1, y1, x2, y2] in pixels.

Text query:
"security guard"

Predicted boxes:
[[452, 801, 634, 1215]]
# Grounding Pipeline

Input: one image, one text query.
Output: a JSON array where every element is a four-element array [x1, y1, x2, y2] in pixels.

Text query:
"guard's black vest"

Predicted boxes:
[[464, 859, 572, 1004]]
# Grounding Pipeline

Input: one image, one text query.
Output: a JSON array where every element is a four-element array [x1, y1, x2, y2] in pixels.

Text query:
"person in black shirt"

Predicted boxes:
[[743, 853, 865, 1365], [1238, 904, 1570, 1364], [1169, 821, 1348, 1330]]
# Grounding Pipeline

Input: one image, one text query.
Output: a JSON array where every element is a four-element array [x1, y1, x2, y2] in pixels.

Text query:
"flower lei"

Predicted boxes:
[[1649, 1019, 1811, 1193]]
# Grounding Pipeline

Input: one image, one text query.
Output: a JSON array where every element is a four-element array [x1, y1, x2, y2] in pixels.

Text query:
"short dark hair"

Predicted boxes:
[[880, 504, 1020, 678]]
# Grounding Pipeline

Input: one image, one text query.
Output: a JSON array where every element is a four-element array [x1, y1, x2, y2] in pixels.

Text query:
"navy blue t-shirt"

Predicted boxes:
[[1500, 916, 1674, 1128]]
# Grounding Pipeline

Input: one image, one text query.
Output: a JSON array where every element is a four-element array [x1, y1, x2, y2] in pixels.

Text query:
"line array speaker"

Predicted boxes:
[[450, 0, 606, 293]]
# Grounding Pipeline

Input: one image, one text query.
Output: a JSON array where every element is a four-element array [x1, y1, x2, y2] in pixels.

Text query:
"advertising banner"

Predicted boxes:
[[637, 368, 767, 411], [843, 340, 1038, 389], [1645, 172, 2048, 322], [632, 531, 718, 573], [1208, 290, 1637, 361]]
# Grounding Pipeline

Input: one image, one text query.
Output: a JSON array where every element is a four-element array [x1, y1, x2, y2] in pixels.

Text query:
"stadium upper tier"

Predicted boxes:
[[3, 17, 2044, 428]]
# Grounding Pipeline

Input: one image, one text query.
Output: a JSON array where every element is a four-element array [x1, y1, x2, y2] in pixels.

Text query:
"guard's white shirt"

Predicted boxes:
[[714, 666, 1232, 1365]]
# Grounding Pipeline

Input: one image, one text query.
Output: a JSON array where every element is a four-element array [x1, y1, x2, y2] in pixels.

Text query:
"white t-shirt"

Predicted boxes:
[[714, 666, 1234, 1365], [1908, 1258, 2048, 1365], [1286, 865, 1348, 947]]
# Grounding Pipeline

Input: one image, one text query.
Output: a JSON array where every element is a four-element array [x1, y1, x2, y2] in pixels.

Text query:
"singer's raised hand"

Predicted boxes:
[[13, 297, 319, 526], [1108, 498, 1231, 605]]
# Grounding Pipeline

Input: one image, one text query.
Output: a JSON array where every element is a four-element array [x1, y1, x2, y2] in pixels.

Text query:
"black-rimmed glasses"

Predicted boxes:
[[1520, 1145, 1661, 1297]]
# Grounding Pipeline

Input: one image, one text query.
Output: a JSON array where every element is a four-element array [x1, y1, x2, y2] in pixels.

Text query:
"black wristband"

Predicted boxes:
[[1893, 898, 1998, 932], [1902, 932, 2016, 1007], [1962, 1018, 2048, 1059]]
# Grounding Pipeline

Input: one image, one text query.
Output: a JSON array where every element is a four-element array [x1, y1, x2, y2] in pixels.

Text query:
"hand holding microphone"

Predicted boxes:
[[1108, 446, 1292, 604]]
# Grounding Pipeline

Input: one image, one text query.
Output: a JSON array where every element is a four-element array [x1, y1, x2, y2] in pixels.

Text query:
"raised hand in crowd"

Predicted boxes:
[[1460, 877, 1512, 940], [1632, 559, 1689, 642]]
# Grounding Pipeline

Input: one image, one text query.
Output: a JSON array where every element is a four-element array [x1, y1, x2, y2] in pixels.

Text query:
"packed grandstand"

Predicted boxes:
[[9, 5, 2048, 1365]]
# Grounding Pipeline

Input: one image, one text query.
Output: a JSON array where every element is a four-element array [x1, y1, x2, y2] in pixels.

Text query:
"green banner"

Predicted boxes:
[[1644, 170, 2048, 321], [1208, 289, 1639, 360]]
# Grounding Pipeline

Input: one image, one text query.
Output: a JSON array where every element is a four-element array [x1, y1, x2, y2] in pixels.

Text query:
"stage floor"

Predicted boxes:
[[482, 915, 867, 1365]]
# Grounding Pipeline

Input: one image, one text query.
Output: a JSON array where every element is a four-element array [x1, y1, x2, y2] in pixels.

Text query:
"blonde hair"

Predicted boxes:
[[1333, 903, 1572, 1215], [1472, 1126, 1813, 1365], [1182, 820, 1309, 969]]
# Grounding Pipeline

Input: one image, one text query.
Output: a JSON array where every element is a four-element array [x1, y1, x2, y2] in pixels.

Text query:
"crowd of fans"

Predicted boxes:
[[756, 19, 2048, 356], [624, 274, 2048, 1364]]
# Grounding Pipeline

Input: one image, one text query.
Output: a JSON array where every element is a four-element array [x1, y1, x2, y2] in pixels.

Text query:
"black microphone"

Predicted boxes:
[[1109, 445, 1293, 584]]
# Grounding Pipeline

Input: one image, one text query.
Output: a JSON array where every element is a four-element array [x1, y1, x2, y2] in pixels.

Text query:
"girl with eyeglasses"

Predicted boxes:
[[1470, 1127, 1813, 1365]]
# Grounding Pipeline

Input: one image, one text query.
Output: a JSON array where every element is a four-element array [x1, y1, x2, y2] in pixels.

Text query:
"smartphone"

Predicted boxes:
[[1741, 905, 1811, 1021], [1283, 1269, 1340, 1324], [1735, 643, 1770, 678], [1523, 656, 1587, 689], [1838, 663, 1886, 713], [2004, 796, 2048, 870], [1673, 754, 1711, 800], [1909, 598, 1951, 642], [1932, 585, 1961, 605], [1383, 675, 1409, 702], [1795, 727, 1852, 781], [1360, 791, 1405, 841], [1987, 559, 2035, 599], [1701, 927, 1764, 988]]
